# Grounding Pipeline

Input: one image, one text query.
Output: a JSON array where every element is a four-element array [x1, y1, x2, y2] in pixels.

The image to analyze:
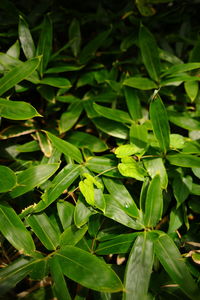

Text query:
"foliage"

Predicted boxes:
[[0, 0, 200, 299]]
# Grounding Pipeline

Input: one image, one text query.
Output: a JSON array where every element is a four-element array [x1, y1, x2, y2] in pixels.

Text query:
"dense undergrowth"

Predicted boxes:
[[1, 0, 200, 299]]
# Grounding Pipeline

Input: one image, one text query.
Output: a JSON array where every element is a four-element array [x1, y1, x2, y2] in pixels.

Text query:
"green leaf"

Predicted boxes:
[[0, 57, 40, 96], [167, 153, 200, 168], [60, 224, 88, 246], [36, 131, 52, 157], [35, 164, 81, 212], [170, 134, 185, 149], [46, 64, 84, 74], [168, 110, 200, 131], [144, 174, 163, 228], [161, 62, 200, 78], [74, 196, 96, 228], [39, 77, 72, 89], [168, 207, 183, 234], [59, 101, 83, 133], [124, 87, 142, 120], [79, 28, 111, 64], [184, 81, 199, 102], [18, 15, 35, 59], [16, 140, 40, 152], [153, 232, 200, 300], [50, 256, 72, 300], [118, 157, 147, 181], [123, 77, 158, 90], [115, 144, 142, 158], [79, 173, 105, 212], [93, 117, 129, 139], [173, 175, 192, 207], [150, 94, 170, 153], [0, 165, 16, 193], [0, 202, 35, 255], [0, 257, 36, 295], [129, 123, 148, 156], [68, 18, 81, 57], [93, 103, 132, 124], [86, 156, 120, 178], [103, 177, 140, 218], [0, 98, 41, 120], [57, 201, 75, 230], [139, 24, 160, 82], [10, 163, 59, 198], [7, 40, 20, 58], [123, 232, 154, 300], [144, 157, 168, 189], [104, 195, 143, 230], [55, 245, 123, 292], [96, 233, 138, 255], [67, 131, 108, 152], [36, 14, 52, 75], [46, 131, 83, 163], [26, 212, 60, 250]]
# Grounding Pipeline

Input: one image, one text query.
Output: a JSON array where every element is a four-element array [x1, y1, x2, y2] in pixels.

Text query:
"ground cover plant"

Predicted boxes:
[[1, 0, 200, 299]]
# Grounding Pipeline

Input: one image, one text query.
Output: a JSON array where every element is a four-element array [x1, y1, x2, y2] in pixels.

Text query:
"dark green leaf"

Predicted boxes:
[[144, 174, 163, 228], [0, 165, 16, 193], [36, 14, 52, 75], [0, 98, 41, 120], [93, 103, 132, 124], [144, 157, 168, 189], [26, 212, 60, 250], [35, 164, 81, 212], [139, 24, 160, 82], [153, 232, 200, 300], [50, 256, 72, 300], [167, 154, 200, 168], [123, 232, 154, 300], [124, 87, 142, 120], [59, 101, 83, 133], [55, 245, 123, 292], [93, 117, 129, 139], [0, 258, 36, 295], [123, 77, 158, 90], [46, 131, 83, 163], [103, 177, 140, 218], [96, 233, 138, 255], [150, 94, 170, 153], [104, 195, 144, 230], [0, 57, 40, 96], [10, 163, 59, 198], [60, 224, 88, 246], [39, 77, 72, 89], [173, 175, 192, 207], [18, 15, 35, 59], [57, 201, 75, 230], [68, 18, 81, 57], [168, 110, 200, 130], [161, 63, 200, 77], [0, 202, 35, 255]]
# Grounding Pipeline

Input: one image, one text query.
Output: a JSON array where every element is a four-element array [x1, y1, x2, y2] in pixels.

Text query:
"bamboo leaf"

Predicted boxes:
[[144, 174, 163, 227], [18, 15, 35, 59], [50, 256, 72, 300], [0, 98, 41, 120], [123, 77, 158, 90], [0, 57, 40, 96], [26, 212, 60, 250], [34, 164, 81, 212], [46, 131, 83, 163], [123, 232, 154, 300], [0, 202, 35, 255], [103, 177, 140, 218], [55, 245, 124, 292], [10, 163, 59, 198], [150, 94, 170, 153], [139, 24, 161, 82], [167, 153, 200, 168], [0, 165, 16, 193], [36, 14, 52, 75], [153, 232, 200, 300]]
